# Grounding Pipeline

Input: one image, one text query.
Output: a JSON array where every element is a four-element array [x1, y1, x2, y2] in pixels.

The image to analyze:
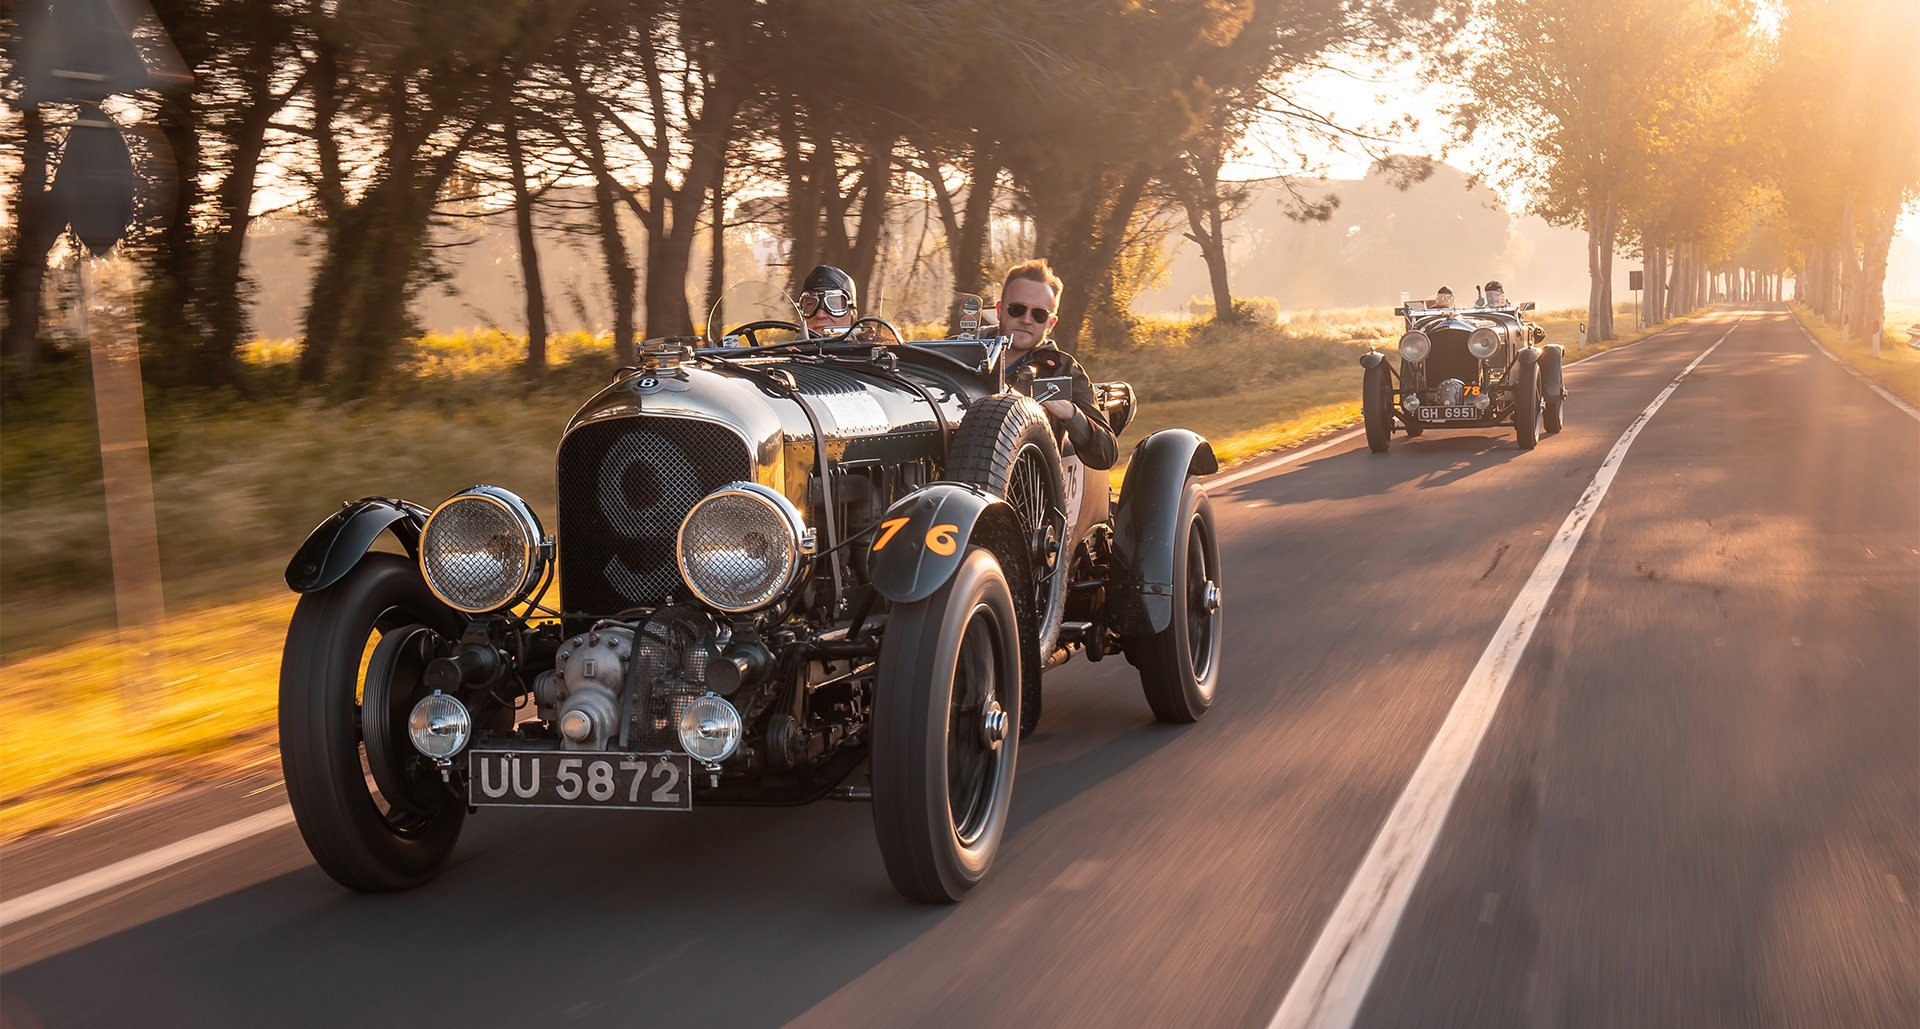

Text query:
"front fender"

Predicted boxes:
[[1359, 349, 1388, 370], [867, 484, 1023, 604], [1110, 429, 1217, 635], [285, 497, 431, 593]]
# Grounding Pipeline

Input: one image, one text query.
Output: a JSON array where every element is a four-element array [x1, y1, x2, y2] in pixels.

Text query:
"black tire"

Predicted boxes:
[[280, 552, 466, 891], [1362, 362, 1393, 453], [1122, 482, 1223, 723], [873, 547, 1022, 903], [1540, 347, 1566, 434], [1513, 359, 1541, 451], [947, 394, 1067, 655]]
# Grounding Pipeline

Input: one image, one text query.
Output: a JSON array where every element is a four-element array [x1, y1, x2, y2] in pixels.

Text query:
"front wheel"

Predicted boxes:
[[1540, 346, 1566, 433], [1362, 361, 1393, 453], [1513, 360, 1542, 451], [280, 553, 466, 891], [1123, 481, 1223, 723], [873, 547, 1023, 903]]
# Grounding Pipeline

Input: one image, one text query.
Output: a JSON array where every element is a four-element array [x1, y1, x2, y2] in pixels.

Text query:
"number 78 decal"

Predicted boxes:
[[872, 517, 959, 556]]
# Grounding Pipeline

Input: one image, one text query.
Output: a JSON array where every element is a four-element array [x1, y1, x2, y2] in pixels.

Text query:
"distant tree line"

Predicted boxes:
[[1456, 0, 1919, 342], [3, 0, 1914, 395]]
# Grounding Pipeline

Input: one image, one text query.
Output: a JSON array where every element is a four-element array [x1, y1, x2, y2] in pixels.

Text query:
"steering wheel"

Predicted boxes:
[[851, 316, 904, 346], [721, 320, 803, 348]]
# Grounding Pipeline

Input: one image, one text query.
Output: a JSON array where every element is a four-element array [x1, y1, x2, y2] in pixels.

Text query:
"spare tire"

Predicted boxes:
[[946, 395, 1068, 716]]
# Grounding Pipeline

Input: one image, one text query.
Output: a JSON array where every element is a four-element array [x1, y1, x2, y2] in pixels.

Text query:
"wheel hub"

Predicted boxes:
[[1201, 580, 1221, 613], [980, 699, 1008, 750]]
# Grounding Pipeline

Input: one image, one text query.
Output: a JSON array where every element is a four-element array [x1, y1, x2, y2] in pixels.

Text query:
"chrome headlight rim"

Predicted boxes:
[[419, 485, 547, 615], [676, 481, 811, 614], [1398, 330, 1431, 364], [1467, 326, 1501, 360]]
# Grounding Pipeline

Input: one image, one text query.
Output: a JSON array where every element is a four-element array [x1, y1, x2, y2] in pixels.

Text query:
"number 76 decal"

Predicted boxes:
[[873, 517, 959, 556]]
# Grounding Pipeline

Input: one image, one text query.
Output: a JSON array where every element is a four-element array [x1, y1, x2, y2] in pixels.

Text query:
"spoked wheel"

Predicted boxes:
[[280, 553, 466, 891], [1513, 359, 1542, 451], [873, 547, 1022, 903], [1363, 361, 1394, 453], [948, 394, 1068, 655], [1123, 480, 1223, 723]]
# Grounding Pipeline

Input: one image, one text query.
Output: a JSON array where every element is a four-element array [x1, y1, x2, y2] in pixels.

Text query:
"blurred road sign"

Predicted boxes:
[[52, 105, 138, 256], [16, 0, 189, 105], [1630, 270, 1644, 291]]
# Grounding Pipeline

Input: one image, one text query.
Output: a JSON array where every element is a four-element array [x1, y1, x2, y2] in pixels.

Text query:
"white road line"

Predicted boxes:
[[1789, 313, 1920, 423], [0, 805, 293, 929], [1268, 317, 1743, 1029], [1206, 316, 1701, 493]]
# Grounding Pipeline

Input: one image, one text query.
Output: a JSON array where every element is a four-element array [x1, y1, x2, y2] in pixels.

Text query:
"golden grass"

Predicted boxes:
[[1787, 302, 1920, 408], [0, 591, 296, 841]]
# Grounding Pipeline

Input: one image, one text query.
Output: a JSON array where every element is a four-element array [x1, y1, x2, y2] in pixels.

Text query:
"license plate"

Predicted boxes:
[[1415, 406, 1478, 421], [467, 750, 693, 811]]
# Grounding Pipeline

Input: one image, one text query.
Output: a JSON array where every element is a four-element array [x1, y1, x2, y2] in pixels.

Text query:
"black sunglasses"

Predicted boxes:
[[1004, 301, 1052, 323], [799, 290, 852, 317]]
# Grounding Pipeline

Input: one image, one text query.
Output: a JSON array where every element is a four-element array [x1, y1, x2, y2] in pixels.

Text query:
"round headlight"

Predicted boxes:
[[407, 691, 471, 759], [678, 693, 743, 763], [1398, 330, 1431, 363], [677, 482, 809, 613], [420, 486, 546, 614], [1468, 327, 1501, 359]]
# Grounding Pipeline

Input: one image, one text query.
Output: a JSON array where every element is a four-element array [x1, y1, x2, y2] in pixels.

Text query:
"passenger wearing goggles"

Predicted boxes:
[[996, 258, 1118, 470], [799, 265, 858, 336]]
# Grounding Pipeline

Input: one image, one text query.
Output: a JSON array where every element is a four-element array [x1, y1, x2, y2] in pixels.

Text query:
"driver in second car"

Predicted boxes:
[[996, 259, 1119, 470], [799, 264, 858, 336]]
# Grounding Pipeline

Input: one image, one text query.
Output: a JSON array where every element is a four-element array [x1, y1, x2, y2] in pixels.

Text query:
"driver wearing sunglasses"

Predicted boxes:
[[799, 264, 858, 336], [996, 258, 1118, 470]]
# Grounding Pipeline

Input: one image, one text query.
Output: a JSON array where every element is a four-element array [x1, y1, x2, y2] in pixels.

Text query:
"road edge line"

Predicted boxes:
[[1788, 313, 1920, 424], [0, 805, 294, 929], [1267, 317, 1743, 1029]]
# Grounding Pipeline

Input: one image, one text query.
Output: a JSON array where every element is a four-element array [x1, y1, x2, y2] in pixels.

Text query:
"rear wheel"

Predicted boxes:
[[1123, 481, 1222, 723], [1513, 360, 1542, 451], [873, 547, 1022, 903], [1540, 347, 1566, 433], [280, 553, 466, 891], [1363, 361, 1393, 453]]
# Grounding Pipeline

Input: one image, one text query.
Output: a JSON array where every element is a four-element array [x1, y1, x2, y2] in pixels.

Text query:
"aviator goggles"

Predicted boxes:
[[799, 289, 852, 317], [1003, 301, 1052, 323]]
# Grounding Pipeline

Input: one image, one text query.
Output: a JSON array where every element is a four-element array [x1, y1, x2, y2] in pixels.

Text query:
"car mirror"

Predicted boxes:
[[1519, 301, 1536, 312]]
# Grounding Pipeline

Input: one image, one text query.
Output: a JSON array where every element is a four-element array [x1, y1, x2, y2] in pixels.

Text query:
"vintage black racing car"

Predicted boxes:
[[1361, 286, 1566, 451], [278, 287, 1223, 903]]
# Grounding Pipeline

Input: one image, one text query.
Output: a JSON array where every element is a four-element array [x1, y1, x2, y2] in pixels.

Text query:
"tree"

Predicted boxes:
[[1458, 0, 1758, 343]]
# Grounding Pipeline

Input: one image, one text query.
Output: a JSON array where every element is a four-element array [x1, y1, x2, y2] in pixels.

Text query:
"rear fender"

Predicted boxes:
[[285, 497, 431, 593], [867, 484, 1025, 604], [1109, 430, 1217, 635], [1539, 343, 1565, 398]]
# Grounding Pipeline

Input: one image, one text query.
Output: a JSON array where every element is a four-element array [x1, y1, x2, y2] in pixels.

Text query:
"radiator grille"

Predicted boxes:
[[557, 418, 752, 618]]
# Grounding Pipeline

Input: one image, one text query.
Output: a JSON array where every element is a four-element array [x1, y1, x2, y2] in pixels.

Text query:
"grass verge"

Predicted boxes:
[[1786, 302, 1920, 408], [0, 305, 1689, 842]]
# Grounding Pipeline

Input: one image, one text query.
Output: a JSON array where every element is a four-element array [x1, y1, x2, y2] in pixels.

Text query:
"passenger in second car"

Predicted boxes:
[[996, 258, 1120, 470]]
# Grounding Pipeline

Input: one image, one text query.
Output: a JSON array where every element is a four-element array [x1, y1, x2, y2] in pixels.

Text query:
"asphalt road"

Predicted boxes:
[[3, 306, 1915, 1028]]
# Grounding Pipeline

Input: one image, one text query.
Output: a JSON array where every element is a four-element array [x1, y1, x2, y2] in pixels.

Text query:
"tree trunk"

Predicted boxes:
[[705, 168, 727, 338], [844, 134, 896, 303], [198, 34, 285, 389], [505, 105, 548, 378], [1585, 199, 1616, 342], [1039, 166, 1150, 352], [569, 70, 636, 361]]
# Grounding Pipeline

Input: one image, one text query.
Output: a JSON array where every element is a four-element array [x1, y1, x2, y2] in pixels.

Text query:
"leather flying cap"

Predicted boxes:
[[802, 265, 856, 304], [1484, 280, 1503, 292]]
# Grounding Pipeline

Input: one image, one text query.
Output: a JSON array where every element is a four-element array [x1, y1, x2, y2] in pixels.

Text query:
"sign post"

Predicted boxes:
[[23, 0, 188, 700]]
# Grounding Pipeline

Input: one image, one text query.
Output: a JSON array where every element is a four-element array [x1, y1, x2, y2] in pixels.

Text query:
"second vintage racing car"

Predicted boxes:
[[1361, 286, 1566, 451], [277, 286, 1224, 904]]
